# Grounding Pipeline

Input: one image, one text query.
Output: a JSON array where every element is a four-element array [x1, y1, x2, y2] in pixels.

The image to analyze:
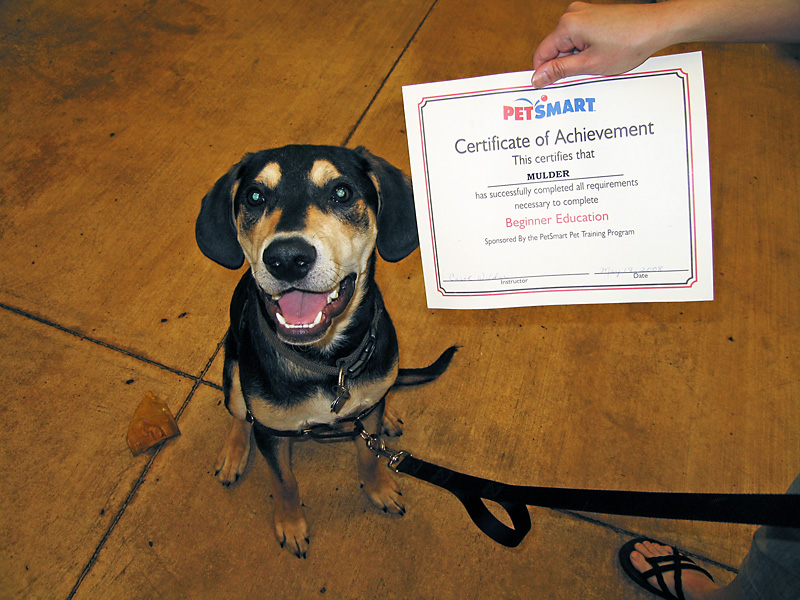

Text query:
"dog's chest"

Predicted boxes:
[[244, 363, 397, 431]]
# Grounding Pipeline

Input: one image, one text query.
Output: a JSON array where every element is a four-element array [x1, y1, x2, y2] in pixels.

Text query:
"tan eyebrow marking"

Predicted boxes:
[[255, 162, 281, 189], [309, 159, 342, 187]]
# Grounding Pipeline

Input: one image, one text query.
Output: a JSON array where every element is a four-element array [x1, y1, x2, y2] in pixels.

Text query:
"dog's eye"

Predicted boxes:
[[331, 184, 353, 204], [245, 188, 266, 207]]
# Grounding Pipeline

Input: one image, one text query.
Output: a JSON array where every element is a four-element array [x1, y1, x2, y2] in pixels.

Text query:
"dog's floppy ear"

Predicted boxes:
[[195, 160, 246, 269], [356, 147, 419, 263]]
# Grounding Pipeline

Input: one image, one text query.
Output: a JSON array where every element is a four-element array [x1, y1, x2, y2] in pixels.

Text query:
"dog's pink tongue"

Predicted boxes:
[[278, 290, 329, 325]]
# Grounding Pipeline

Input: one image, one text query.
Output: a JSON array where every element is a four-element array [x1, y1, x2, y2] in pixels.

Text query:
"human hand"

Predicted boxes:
[[532, 1, 671, 87]]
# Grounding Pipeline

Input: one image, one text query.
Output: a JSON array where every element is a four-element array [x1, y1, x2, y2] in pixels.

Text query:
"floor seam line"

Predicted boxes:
[[65, 358, 215, 599], [342, 0, 439, 146], [552, 509, 740, 574], [66, 443, 165, 600], [4, 301, 743, 581], [200, 379, 223, 391], [176, 334, 226, 420], [0, 300, 224, 599], [0, 301, 202, 382]]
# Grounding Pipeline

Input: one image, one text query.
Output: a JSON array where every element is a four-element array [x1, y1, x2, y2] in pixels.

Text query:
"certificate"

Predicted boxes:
[[402, 52, 713, 309]]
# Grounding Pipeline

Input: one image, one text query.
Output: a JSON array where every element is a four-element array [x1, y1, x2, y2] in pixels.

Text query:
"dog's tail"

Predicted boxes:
[[393, 346, 459, 388]]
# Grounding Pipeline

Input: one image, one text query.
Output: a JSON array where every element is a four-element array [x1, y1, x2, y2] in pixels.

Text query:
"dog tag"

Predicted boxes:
[[331, 367, 352, 413], [331, 384, 350, 413]]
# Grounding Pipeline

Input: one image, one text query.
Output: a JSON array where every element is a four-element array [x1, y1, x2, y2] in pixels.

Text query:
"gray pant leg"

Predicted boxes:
[[737, 474, 800, 600]]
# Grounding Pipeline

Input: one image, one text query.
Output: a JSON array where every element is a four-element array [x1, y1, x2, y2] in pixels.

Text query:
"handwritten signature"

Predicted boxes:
[[598, 266, 664, 278]]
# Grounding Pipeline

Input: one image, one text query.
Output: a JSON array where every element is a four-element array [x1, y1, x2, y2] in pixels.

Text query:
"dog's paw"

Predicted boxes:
[[274, 510, 310, 559], [381, 405, 404, 437], [361, 468, 405, 516], [214, 419, 252, 486]]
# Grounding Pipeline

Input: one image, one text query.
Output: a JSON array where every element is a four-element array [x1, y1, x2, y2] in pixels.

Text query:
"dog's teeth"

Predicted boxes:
[[327, 289, 339, 303], [276, 311, 323, 330]]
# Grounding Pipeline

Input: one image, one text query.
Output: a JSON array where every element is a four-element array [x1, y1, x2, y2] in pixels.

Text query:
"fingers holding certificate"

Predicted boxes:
[[402, 52, 713, 309]]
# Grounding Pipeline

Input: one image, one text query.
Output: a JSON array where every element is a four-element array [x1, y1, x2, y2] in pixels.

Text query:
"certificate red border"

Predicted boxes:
[[413, 68, 706, 300]]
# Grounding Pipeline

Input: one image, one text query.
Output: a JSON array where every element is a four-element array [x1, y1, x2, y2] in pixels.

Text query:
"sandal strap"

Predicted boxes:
[[639, 547, 714, 600]]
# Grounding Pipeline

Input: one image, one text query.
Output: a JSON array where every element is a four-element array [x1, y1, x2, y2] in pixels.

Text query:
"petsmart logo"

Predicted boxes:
[[503, 94, 596, 120]]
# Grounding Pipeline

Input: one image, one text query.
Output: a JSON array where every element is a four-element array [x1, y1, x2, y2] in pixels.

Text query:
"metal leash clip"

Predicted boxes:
[[358, 428, 411, 473]]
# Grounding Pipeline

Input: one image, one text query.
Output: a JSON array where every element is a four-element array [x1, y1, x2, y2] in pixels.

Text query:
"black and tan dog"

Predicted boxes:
[[196, 144, 449, 558]]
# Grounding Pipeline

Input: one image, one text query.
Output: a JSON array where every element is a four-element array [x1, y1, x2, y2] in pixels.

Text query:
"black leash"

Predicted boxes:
[[228, 289, 799, 550], [357, 433, 800, 547]]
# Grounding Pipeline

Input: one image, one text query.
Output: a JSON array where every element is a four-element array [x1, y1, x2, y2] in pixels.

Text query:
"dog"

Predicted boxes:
[[196, 144, 451, 558]]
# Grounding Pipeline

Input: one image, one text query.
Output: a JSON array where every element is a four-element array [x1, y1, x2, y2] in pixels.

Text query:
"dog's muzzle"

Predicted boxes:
[[260, 237, 357, 344]]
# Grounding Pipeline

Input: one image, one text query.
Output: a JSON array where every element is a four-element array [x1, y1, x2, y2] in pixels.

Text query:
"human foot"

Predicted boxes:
[[619, 537, 718, 600]]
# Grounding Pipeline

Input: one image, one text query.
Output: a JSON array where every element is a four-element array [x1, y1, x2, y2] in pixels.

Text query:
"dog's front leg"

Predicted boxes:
[[356, 405, 405, 515], [381, 402, 404, 437], [215, 417, 252, 485], [252, 428, 309, 558], [216, 361, 252, 485]]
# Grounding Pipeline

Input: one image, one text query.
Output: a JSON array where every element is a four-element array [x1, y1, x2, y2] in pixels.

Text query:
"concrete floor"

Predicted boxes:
[[1, 1, 798, 598]]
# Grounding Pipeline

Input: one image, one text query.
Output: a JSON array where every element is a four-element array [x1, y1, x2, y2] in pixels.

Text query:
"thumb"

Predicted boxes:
[[531, 52, 589, 88]]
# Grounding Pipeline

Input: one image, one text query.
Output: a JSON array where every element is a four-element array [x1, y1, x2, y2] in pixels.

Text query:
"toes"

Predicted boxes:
[[629, 548, 650, 572], [627, 540, 707, 599], [215, 457, 243, 486], [635, 540, 671, 560], [274, 516, 310, 558], [387, 499, 407, 516], [215, 421, 251, 485], [381, 406, 405, 437], [361, 475, 406, 515]]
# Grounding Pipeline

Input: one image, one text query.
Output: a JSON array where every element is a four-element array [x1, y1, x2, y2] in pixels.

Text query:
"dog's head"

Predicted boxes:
[[196, 145, 417, 347]]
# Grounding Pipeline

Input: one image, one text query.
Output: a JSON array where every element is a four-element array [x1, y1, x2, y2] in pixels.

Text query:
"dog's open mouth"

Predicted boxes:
[[263, 274, 356, 343]]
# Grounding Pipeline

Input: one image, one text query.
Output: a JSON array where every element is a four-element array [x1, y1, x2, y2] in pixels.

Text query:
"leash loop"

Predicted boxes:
[[388, 454, 800, 548], [354, 425, 530, 546], [451, 493, 532, 548], [356, 434, 800, 547]]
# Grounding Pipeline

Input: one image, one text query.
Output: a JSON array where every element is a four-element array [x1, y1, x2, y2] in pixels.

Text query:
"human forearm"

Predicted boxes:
[[664, 0, 800, 44], [532, 0, 800, 88]]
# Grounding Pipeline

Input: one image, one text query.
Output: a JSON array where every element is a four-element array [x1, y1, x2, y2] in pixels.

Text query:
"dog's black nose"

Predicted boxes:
[[263, 238, 317, 282]]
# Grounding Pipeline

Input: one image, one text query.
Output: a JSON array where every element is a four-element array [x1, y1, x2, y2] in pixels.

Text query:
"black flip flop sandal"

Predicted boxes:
[[618, 537, 715, 600]]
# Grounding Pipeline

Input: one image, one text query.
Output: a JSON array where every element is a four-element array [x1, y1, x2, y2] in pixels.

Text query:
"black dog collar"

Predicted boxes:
[[254, 294, 383, 414]]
